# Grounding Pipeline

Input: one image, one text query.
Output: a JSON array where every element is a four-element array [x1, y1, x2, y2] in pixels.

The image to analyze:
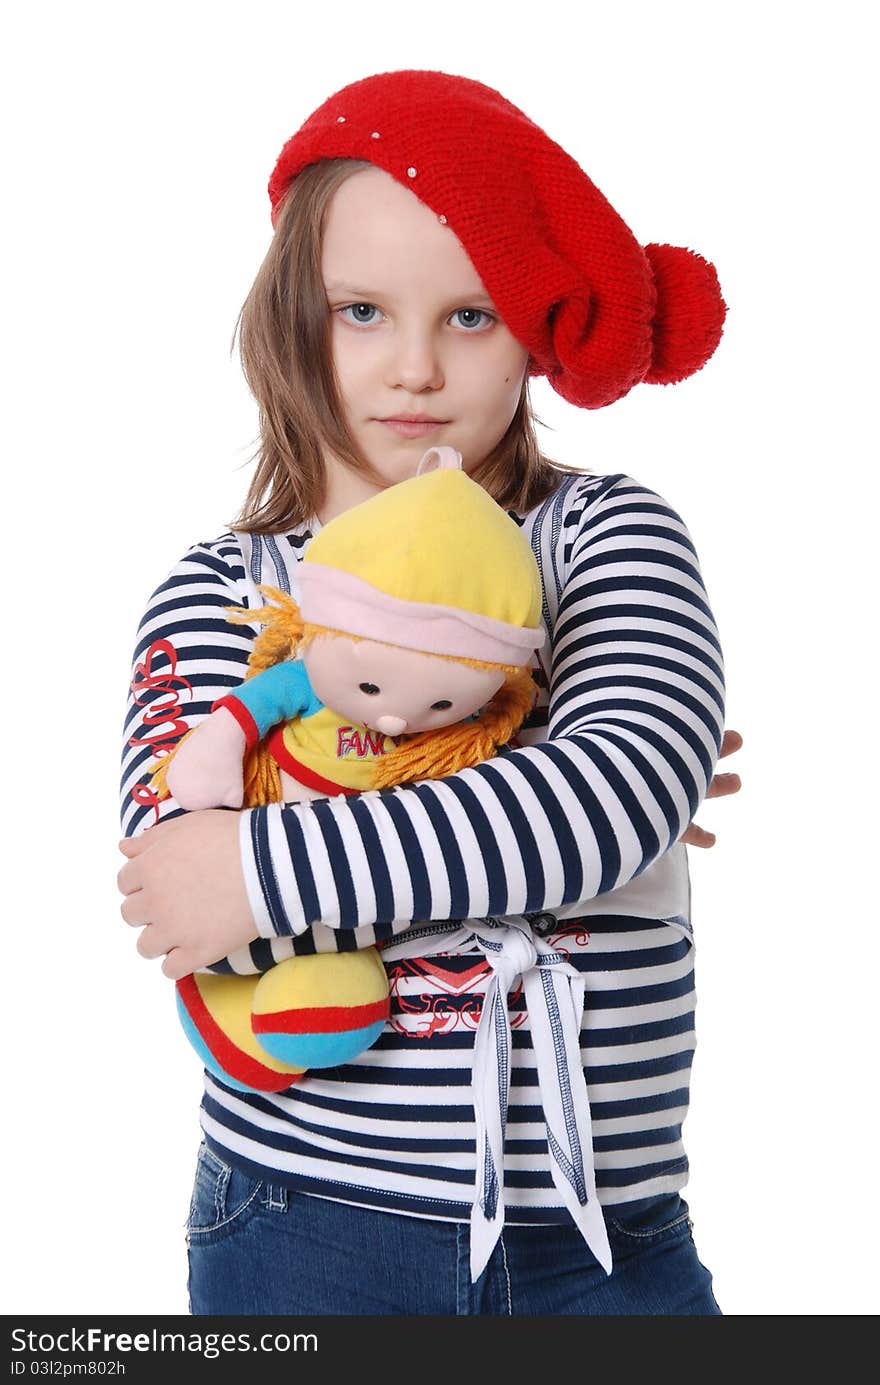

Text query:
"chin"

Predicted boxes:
[[372, 457, 425, 485]]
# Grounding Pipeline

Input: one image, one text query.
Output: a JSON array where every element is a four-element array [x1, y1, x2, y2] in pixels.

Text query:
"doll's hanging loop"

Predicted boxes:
[[415, 445, 463, 477]]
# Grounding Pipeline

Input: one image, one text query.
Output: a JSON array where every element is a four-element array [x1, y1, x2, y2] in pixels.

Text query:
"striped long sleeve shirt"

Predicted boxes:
[[120, 469, 725, 1234]]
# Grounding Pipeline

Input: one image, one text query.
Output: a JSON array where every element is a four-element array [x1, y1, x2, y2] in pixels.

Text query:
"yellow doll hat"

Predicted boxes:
[[297, 447, 546, 666]]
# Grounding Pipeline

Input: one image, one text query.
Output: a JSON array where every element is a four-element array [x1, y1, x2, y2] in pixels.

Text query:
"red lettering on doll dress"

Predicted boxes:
[[337, 726, 388, 758], [127, 638, 192, 825]]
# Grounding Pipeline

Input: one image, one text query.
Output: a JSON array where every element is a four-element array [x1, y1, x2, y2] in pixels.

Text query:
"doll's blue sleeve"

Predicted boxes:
[[212, 660, 323, 749]]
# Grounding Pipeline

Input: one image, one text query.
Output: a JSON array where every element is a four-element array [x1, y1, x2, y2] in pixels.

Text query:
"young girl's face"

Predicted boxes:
[[321, 167, 530, 506]]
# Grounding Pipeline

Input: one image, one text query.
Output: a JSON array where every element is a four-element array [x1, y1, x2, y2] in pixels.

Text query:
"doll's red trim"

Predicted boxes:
[[266, 724, 360, 796], [252, 995, 390, 1035], [211, 694, 260, 750], [177, 975, 304, 1092]]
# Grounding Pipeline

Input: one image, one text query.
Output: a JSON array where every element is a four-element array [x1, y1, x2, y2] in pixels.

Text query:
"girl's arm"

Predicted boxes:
[[240, 474, 725, 939], [120, 536, 253, 842]]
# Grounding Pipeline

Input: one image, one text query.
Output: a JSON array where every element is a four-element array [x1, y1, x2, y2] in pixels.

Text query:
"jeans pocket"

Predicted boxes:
[[185, 1141, 265, 1241], [606, 1192, 693, 1244]]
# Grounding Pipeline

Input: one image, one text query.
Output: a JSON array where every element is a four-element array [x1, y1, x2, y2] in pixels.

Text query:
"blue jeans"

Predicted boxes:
[[186, 1141, 722, 1316]]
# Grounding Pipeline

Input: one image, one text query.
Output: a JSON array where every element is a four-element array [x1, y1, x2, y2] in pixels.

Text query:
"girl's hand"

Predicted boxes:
[[117, 809, 258, 979], [679, 729, 743, 848]]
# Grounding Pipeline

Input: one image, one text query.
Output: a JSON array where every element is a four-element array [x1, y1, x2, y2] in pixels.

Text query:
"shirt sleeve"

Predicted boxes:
[[212, 659, 319, 750], [238, 474, 726, 940], [119, 537, 253, 842]]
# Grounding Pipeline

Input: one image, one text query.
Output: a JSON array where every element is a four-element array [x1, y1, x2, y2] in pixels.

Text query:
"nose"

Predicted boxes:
[[387, 327, 444, 393], [375, 715, 408, 736]]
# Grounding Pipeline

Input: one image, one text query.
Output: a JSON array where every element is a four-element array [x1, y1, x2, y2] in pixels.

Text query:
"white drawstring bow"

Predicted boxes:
[[380, 915, 613, 1283]]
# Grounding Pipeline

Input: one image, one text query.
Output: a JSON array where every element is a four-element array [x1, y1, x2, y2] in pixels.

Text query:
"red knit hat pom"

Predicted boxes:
[[643, 243, 727, 386]]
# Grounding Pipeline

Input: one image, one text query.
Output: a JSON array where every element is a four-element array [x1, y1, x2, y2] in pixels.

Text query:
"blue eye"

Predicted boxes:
[[451, 308, 491, 330], [340, 303, 381, 325], [336, 304, 493, 331]]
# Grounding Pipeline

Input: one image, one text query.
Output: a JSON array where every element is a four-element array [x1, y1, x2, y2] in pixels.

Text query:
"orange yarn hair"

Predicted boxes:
[[369, 663, 536, 788], [147, 582, 539, 802]]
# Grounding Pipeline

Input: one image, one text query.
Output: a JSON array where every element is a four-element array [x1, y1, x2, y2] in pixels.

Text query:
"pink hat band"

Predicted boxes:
[[297, 563, 546, 666]]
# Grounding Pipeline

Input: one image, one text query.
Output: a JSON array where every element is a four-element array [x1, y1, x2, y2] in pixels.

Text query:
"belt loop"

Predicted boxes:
[[264, 1183, 288, 1213]]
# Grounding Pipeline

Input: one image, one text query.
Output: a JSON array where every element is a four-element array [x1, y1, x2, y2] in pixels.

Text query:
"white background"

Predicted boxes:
[[3, 0, 876, 1316]]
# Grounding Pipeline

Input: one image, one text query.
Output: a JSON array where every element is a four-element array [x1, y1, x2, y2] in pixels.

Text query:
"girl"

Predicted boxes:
[[118, 68, 741, 1316]]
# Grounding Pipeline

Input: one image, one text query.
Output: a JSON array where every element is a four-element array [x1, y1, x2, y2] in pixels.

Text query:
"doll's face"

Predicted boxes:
[[318, 166, 530, 523], [302, 634, 506, 737]]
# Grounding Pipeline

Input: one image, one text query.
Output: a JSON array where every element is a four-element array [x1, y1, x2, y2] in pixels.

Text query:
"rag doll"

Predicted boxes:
[[148, 446, 546, 1093]]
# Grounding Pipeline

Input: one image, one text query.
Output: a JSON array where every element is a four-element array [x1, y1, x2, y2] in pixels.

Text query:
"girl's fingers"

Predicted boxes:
[[116, 860, 142, 896], [118, 835, 149, 857], [136, 926, 168, 961], [719, 729, 743, 758], [162, 948, 194, 981], [118, 819, 179, 857], [120, 893, 150, 927], [704, 772, 741, 800], [680, 822, 716, 848]]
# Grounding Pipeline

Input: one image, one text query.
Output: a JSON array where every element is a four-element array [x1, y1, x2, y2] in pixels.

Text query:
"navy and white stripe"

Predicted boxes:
[[120, 536, 253, 841], [119, 470, 724, 1224]]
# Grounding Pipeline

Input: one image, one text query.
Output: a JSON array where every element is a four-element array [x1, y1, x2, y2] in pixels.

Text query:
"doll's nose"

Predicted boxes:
[[376, 715, 408, 736]]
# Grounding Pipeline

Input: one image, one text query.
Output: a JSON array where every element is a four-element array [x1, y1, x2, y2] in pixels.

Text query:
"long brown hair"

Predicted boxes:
[[227, 157, 587, 533]]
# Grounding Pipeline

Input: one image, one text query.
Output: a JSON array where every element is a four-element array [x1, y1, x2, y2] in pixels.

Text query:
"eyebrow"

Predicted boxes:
[[325, 281, 497, 308]]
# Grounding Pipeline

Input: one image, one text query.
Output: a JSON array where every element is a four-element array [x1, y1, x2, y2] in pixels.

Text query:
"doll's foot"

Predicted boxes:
[[176, 973, 307, 1093], [251, 949, 390, 1069]]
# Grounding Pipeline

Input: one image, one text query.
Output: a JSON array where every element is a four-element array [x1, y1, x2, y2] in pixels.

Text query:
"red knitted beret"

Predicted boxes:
[[268, 69, 726, 410]]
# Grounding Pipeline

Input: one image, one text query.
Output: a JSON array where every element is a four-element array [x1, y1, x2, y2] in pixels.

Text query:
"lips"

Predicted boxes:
[[379, 418, 447, 437], [380, 414, 447, 424]]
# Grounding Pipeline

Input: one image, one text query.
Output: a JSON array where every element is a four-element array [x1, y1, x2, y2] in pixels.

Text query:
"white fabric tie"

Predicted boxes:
[[380, 915, 613, 1283]]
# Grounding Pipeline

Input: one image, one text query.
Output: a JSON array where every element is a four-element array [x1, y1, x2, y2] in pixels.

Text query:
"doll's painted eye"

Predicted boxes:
[[431, 700, 453, 711], [359, 682, 381, 695]]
